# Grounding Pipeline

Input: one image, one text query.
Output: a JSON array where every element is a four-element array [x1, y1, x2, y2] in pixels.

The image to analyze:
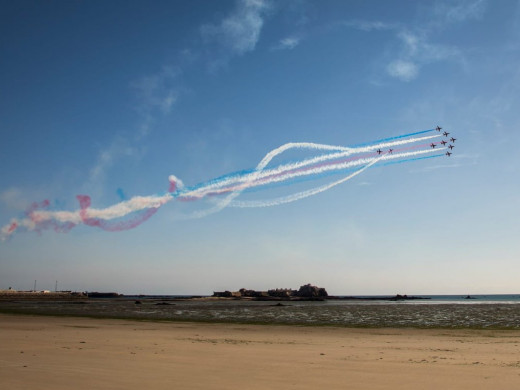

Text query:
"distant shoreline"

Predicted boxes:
[[0, 291, 87, 301], [0, 290, 430, 302]]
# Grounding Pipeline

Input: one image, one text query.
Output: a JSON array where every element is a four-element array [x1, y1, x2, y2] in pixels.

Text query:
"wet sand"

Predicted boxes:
[[3, 298, 520, 328], [1, 314, 519, 389]]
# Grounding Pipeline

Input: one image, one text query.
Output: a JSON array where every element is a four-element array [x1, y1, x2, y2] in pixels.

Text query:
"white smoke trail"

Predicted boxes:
[[31, 210, 82, 224], [230, 154, 384, 208], [1, 218, 35, 235], [255, 148, 441, 188], [227, 146, 447, 209], [181, 134, 441, 199], [84, 195, 172, 219], [230, 149, 445, 208], [189, 142, 358, 218], [30, 194, 173, 223], [186, 147, 441, 200]]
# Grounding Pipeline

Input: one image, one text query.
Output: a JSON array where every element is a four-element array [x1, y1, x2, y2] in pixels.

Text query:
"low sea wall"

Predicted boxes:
[[0, 291, 86, 301]]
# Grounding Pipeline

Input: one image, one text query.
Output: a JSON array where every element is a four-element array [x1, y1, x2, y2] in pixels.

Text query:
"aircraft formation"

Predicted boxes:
[[378, 125, 457, 158], [433, 126, 457, 157]]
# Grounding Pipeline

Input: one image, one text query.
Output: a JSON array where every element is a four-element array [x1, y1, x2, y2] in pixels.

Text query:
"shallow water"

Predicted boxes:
[[2, 298, 520, 328]]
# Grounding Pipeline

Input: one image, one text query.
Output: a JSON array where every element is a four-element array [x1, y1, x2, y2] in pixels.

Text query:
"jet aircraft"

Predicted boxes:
[[430, 143, 436, 148], [388, 148, 393, 154], [377, 149, 383, 155], [446, 152, 452, 157], [443, 131, 449, 137], [440, 140, 447, 145], [448, 145, 454, 150], [450, 137, 457, 143], [436, 126, 442, 131]]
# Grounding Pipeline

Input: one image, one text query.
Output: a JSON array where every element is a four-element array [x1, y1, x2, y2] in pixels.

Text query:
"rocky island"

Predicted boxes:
[[213, 284, 328, 300], [212, 285, 430, 302]]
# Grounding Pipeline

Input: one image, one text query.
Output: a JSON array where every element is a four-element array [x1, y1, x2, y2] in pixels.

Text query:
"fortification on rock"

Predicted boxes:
[[212, 283, 328, 300]]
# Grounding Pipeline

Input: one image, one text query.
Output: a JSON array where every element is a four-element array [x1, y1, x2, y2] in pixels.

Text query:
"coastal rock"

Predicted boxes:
[[213, 283, 328, 300], [213, 290, 233, 298], [267, 288, 295, 298], [296, 284, 328, 298]]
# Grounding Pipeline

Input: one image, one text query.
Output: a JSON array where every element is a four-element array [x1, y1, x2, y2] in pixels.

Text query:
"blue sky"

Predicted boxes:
[[1, 0, 519, 295]]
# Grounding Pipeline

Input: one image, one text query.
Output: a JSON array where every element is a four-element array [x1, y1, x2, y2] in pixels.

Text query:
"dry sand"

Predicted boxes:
[[1, 314, 519, 389]]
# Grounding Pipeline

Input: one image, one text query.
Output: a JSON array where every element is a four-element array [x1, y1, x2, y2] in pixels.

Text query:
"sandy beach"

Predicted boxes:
[[1, 314, 519, 389]]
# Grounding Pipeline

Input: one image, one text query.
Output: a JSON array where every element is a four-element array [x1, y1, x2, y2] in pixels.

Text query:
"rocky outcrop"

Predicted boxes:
[[213, 284, 328, 300], [238, 288, 268, 297], [212, 290, 236, 298], [295, 284, 328, 298], [267, 288, 296, 298]]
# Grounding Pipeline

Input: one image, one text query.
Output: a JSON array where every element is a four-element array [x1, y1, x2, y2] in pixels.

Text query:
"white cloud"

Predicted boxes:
[[160, 91, 177, 114], [397, 30, 461, 62], [397, 31, 420, 55], [132, 66, 180, 117], [273, 36, 301, 50], [201, 0, 270, 55], [85, 67, 175, 191], [386, 60, 419, 82], [394, 30, 461, 66], [435, 0, 487, 23], [343, 1, 484, 82], [0, 188, 30, 211], [420, 42, 461, 63], [342, 20, 397, 32], [89, 137, 139, 185], [411, 163, 462, 173], [129, 65, 182, 140]]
